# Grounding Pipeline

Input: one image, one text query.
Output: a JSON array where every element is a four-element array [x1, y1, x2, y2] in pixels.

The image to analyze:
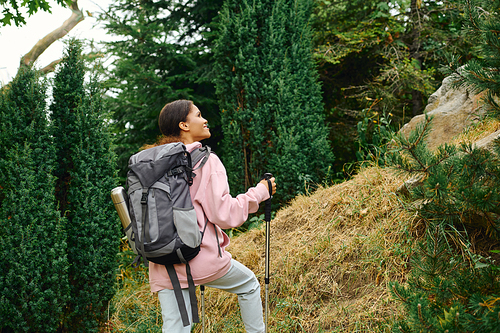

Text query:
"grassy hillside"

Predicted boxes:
[[225, 167, 416, 332], [109, 166, 417, 332]]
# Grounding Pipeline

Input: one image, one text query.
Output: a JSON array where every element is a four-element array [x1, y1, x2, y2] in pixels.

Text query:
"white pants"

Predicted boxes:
[[158, 259, 265, 333]]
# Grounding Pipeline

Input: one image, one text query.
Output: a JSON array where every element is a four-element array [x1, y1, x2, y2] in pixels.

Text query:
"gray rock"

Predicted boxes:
[[400, 76, 488, 151]]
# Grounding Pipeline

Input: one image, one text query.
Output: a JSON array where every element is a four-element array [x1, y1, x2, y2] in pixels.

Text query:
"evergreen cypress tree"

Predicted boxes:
[[50, 40, 120, 332], [213, 0, 269, 196], [214, 0, 334, 203], [0, 67, 69, 332], [51, 41, 86, 218]]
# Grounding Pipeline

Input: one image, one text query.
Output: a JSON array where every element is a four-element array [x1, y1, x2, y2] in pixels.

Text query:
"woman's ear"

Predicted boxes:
[[179, 121, 189, 132]]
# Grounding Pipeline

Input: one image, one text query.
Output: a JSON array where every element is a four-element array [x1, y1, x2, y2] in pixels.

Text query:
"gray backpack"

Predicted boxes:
[[126, 142, 211, 327]]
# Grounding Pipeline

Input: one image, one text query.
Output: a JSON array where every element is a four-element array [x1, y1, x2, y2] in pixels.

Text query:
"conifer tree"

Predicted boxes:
[[214, 0, 334, 203], [0, 67, 69, 332], [387, 1, 500, 326], [99, 0, 224, 179], [50, 40, 120, 332], [386, 116, 500, 332], [447, 0, 500, 116]]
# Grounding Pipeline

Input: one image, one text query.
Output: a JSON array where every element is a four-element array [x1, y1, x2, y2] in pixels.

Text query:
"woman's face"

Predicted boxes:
[[182, 105, 211, 143]]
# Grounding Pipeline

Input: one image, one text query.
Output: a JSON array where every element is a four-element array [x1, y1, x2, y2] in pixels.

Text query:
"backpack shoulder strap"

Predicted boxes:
[[190, 146, 211, 171], [166, 265, 193, 327]]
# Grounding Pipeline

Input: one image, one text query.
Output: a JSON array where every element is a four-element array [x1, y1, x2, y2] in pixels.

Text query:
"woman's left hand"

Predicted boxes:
[[259, 177, 277, 196]]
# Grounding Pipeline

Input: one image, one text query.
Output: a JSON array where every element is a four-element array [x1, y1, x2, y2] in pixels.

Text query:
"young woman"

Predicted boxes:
[[148, 99, 277, 333]]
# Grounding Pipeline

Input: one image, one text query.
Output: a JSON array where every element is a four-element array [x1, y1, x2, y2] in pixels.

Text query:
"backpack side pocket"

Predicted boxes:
[[172, 207, 201, 248]]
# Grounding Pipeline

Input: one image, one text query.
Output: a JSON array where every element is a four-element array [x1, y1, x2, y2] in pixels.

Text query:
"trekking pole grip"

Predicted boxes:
[[262, 173, 273, 221]]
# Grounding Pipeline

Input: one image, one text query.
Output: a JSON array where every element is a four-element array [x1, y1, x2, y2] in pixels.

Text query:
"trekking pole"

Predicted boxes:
[[262, 173, 273, 333], [200, 285, 205, 333]]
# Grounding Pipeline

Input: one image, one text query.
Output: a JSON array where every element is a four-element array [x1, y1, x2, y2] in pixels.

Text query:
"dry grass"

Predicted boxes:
[[107, 259, 162, 332], [450, 115, 500, 146], [190, 166, 419, 332]]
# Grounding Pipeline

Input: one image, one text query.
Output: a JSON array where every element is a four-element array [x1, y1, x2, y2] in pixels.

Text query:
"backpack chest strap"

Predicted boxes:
[[167, 166, 184, 177]]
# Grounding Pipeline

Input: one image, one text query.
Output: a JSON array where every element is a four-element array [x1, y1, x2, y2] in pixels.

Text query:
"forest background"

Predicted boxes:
[[100, 0, 473, 186], [0, 0, 478, 199], [1, 0, 500, 332]]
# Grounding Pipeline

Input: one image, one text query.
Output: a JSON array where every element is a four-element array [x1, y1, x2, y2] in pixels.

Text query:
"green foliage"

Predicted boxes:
[[98, 0, 224, 180], [214, 0, 334, 204], [314, 0, 469, 113], [0, 0, 67, 26], [390, 226, 500, 333], [51, 40, 86, 216], [227, 212, 277, 237], [386, 116, 500, 332], [0, 67, 69, 332], [312, 0, 474, 174], [50, 39, 120, 332], [313, 0, 397, 66], [356, 109, 397, 166], [444, 0, 500, 117]]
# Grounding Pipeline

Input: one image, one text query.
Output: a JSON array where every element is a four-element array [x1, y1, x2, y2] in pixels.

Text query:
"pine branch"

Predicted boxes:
[[417, 303, 433, 330], [401, 119, 431, 173], [427, 150, 455, 173], [399, 116, 454, 175], [467, 69, 497, 83], [390, 285, 408, 303], [465, 0, 480, 30], [484, 212, 500, 235]]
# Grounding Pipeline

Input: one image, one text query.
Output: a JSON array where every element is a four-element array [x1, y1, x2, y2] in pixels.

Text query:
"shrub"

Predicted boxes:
[[387, 115, 500, 332], [50, 40, 120, 332], [0, 67, 69, 332]]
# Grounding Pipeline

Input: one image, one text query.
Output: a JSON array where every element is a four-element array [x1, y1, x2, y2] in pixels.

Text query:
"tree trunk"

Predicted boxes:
[[19, 1, 84, 74], [410, 0, 423, 116]]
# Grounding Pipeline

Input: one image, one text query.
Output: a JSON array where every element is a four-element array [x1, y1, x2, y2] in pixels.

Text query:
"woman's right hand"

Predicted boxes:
[[259, 177, 277, 196]]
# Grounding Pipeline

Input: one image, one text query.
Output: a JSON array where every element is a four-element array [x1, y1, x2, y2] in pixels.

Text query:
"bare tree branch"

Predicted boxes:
[[20, 0, 84, 70], [41, 59, 63, 74]]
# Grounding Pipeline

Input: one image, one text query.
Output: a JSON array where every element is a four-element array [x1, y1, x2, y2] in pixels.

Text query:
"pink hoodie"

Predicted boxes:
[[149, 142, 270, 291]]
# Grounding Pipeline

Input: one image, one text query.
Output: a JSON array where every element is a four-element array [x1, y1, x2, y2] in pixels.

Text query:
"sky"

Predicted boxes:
[[0, 0, 114, 86]]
